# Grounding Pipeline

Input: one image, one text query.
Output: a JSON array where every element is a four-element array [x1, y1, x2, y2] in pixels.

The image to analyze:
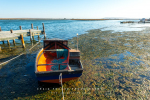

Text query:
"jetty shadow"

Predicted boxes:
[[0, 53, 61, 99]]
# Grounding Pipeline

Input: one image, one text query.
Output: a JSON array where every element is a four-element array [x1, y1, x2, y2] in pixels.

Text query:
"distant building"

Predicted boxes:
[[140, 18, 145, 23], [147, 18, 150, 21], [139, 18, 150, 23]]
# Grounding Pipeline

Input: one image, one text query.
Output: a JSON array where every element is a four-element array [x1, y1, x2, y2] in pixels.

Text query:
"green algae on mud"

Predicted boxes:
[[68, 28, 150, 99], [0, 28, 150, 99]]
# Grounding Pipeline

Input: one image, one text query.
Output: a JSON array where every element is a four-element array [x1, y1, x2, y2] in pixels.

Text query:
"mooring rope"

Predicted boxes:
[[59, 73, 64, 100], [0, 52, 24, 66], [29, 36, 44, 51], [0, 35, 45, 66]]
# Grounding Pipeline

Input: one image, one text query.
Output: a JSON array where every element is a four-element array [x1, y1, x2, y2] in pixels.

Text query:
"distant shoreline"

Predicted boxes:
[[0, 18, 139, 20]]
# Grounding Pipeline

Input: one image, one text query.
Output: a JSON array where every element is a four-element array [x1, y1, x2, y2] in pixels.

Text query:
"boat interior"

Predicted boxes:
[[36, 39, 82, 72]]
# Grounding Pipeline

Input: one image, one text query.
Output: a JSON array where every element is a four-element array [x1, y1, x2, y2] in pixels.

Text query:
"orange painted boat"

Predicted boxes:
[[35, 38, 83, 83]]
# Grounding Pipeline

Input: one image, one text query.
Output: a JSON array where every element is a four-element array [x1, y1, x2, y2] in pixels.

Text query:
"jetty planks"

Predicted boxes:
[[0, 29, 44, 41]]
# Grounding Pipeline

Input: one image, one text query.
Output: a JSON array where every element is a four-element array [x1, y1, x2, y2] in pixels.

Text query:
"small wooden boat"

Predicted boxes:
[[35, 38, 83, 83]]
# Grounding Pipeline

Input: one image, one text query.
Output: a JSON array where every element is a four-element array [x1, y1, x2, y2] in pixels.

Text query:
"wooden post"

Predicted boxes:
[[10, 29, 13, 33], [44, 32, 46, 39], [38, 35, 40, 40], [13, 39, 16, 46], [42, 23, 46, 39], [0, 46, 1, 52], [77, 33, 78, 50], [7, 40, 10, 46], [31, 23, 33, 29], [20, 34, 25, 48], [37, 26, 38, 30], [32, 35, 34, 40], [0, 26, 1, 31], [32, 29, 34, 40], [29, 29, 32, 42], [19, 26, 22, 30], [42, 23, 45, 32]]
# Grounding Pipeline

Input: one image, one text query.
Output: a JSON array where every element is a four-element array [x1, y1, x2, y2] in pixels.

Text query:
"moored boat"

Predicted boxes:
[[35, 38, 83, 83]]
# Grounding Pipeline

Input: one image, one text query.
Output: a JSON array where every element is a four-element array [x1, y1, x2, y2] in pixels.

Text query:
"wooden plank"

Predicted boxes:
[[0, 27, 1, 31], [0, 29, 44, 41], [0, 23, 44, 41]]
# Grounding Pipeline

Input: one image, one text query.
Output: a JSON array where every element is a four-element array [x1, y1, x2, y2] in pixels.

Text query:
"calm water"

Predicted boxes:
[[0, 19, 150, 44]]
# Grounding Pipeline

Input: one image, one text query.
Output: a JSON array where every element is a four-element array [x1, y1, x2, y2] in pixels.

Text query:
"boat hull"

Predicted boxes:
[[35, 39, 83, 84], [35, 70, 83, 83]]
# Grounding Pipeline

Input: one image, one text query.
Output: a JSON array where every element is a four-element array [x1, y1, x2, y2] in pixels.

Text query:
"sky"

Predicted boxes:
[[0, 0, 150, 19]]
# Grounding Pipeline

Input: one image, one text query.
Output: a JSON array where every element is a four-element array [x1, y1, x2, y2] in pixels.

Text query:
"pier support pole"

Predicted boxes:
[[77, 33, 78, 50], [0, 46, 1, 52], [10, 29, 13, 33], [7, 40, 10, 46], [42, 23, 45, 32], [44, 32, 46, 39], [31, 23, 33, 29], [1, 41, 4, 44], [13, 39, 16, 46], [0, 26, 1, 31], [19, 26, 22, 30], [32, 35, 34, 40], [37, 26, 38, 30], [29, 29, 32, 42], [38, 35, 40, 40], [20, 34, 25, 48], [42, 23, 46, 39]]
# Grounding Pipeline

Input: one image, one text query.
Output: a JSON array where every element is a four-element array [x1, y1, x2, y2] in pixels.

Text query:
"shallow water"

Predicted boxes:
[[0, 19, 150, 45]]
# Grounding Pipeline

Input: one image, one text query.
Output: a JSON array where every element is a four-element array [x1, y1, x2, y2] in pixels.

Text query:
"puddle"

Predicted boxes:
[[93, 51, 146, 68]]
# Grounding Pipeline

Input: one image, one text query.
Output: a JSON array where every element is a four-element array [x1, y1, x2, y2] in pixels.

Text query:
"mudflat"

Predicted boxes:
[[0, 28, 150, 99]]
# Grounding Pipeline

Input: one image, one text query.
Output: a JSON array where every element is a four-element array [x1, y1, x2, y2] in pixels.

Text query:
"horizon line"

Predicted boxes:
[[0, 18, 141, 20]]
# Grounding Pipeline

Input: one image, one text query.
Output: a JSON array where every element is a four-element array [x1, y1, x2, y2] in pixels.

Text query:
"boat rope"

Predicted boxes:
[[0, 35, 45, 66], [59, 73, 64, 100], [0, 52, 24, 66], [29, 35, 44, 51]]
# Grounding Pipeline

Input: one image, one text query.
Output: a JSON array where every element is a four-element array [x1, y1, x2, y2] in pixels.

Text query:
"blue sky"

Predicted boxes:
[[0, 0, 149, 19]]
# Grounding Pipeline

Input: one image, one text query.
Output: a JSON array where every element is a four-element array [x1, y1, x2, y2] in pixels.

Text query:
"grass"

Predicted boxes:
[[0, 27, 150, 99]]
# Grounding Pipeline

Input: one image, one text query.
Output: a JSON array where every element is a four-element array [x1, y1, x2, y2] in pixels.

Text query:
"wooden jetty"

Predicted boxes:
[[0, 23, 46, 49]]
